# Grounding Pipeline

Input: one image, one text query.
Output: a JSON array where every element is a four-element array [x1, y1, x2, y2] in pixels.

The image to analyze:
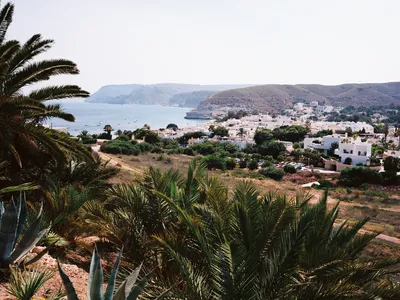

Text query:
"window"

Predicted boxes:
[[350, 150, 353, 154]]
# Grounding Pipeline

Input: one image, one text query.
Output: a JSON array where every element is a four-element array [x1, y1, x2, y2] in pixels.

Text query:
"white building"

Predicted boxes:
[[303, 134, 344, 154], [334, 137, 372, 166]]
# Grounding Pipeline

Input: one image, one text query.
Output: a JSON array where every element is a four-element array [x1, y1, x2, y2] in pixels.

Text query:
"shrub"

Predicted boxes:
[[247, 159, 259, 171], [116, 134, 130, 141], [226, 158, 236, 170], [82, 138, 97, 144], [283, 164, 296, 174], [338, 167, 382, 187], [138, 142, 154, 152], [259, 167, 285, 181], [183, 147, 195, 156], [261, 161, 272, 168], [239, 159, 248, 168], [100, 140, 141, 155], [151, 146, 163, 154], [144, 131, 160, 144], [201, 155, 227, 171], [318, 179, 334, 189], [189, 142, 217, 155], [131, 139, 138, 145], [384, 156, 400, 172]]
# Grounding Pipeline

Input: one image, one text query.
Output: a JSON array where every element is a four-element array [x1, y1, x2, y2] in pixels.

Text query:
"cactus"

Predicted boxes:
[[58, 246, 152, 300], [0, 194, 48, 268]]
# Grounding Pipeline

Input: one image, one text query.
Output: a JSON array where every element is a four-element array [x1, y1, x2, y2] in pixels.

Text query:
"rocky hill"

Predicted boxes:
[[192, 82, 400, 116], [168, 90, 217, 107], [85, 83, 252, 106]]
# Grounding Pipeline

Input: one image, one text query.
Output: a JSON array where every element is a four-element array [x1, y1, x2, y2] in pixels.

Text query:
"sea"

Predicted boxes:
[[45, 99, 207, 136]]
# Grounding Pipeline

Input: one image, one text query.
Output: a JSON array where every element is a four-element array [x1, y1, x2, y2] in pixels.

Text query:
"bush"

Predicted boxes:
[[151, 146, 163, 154], [82, 138, 97, 144], [144, 131, 160, 144], [283, 164, 296, 174], [338, 167, 382, 187], [247, 159, 259, 171], [239, 159, 248, 168], [226, 158, 236, 170], [261, 161, 272, 168], [183, 147, 195, 156], [116, 134, 130, 141], [189, 142, 218, 155], [259, 167, 285, 181], [131, 140, 138, 145], [100, 140, 140, 155], [318, 179, 334, 189], [139, 142, 153, 152], [201, 155, 227, 171]]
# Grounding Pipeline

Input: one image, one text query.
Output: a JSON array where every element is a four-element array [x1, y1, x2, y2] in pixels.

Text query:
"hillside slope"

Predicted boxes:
[[85, 83, 253, 106], [193, 82, 400, 115]]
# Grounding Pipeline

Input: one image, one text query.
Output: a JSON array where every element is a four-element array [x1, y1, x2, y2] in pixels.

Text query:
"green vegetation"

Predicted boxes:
[[58, 247, 152, 300], [0, 194, 47, 268], [339, 166, 399, 187], [2, 2, 400, 299], [259, 166, 285, 181], [283, 164, 296, 173], [100, 140, 141, 155], [209, 125, 229, 137]]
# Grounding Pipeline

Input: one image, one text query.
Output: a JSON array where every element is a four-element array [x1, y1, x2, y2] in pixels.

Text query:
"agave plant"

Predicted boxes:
[[0, 194, 48, 268], [58, 246, 153, 300]]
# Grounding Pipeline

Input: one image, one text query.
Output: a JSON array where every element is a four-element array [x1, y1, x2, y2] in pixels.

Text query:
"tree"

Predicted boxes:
[[254, 128, 273, 145], [384, 156, 400, 172], [384, 123, 389, 142], [166, 123, 178, 131], [144, 131, 160, 144], [237, 127, 245, 138], [257, 141, 286, 158], [345, 127, 353, 135], [272, 125, 307, 143], [103, 124, 113, 136], [210, 126, 229, 137], [0, 1, 91, 184]]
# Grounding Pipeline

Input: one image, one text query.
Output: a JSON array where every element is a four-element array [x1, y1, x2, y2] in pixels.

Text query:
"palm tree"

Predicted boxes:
[[0, 2, 91, 174], [83, 162, 400, 299], [154, 180, 400, 299], [103, 124, 113, 136], [237, 127, 245, 139], [384, 123, 390, 142]]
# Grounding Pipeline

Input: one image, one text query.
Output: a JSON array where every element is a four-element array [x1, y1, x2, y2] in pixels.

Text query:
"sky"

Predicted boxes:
[[9, 0, 400, 93]]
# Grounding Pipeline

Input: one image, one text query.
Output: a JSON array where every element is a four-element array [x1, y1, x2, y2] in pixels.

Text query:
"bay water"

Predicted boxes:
[[45, 99, 206, 136]]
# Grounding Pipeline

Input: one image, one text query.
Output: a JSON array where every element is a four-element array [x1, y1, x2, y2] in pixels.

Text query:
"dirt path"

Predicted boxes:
[[92, 145, 144, 175]]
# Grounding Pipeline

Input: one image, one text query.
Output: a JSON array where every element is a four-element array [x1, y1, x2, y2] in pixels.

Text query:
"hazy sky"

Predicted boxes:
[[9, 0, 400, 92]]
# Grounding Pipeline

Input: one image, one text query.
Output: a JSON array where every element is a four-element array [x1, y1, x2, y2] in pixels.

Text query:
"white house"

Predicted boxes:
[[303, 134, 344, 154], [334, 137, 372, 166]]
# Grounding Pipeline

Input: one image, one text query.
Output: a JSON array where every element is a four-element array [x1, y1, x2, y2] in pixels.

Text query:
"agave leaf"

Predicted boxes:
[[8, 204, 48, 264], [88, 245, 104, 300], [113, 263, 142, 300], [13, 193, 27, 248], [127, 270, 153, 300], [57, 261, 79, 300], [0, 199, 20, 262], [104, 248, 123, 300], [0, 201, 4, 220]]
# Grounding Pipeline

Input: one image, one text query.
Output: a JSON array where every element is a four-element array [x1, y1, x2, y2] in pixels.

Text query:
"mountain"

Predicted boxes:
[[190, 82, 400, 117], [168, 91, 217, 107], [85, 83, 253, 106]]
